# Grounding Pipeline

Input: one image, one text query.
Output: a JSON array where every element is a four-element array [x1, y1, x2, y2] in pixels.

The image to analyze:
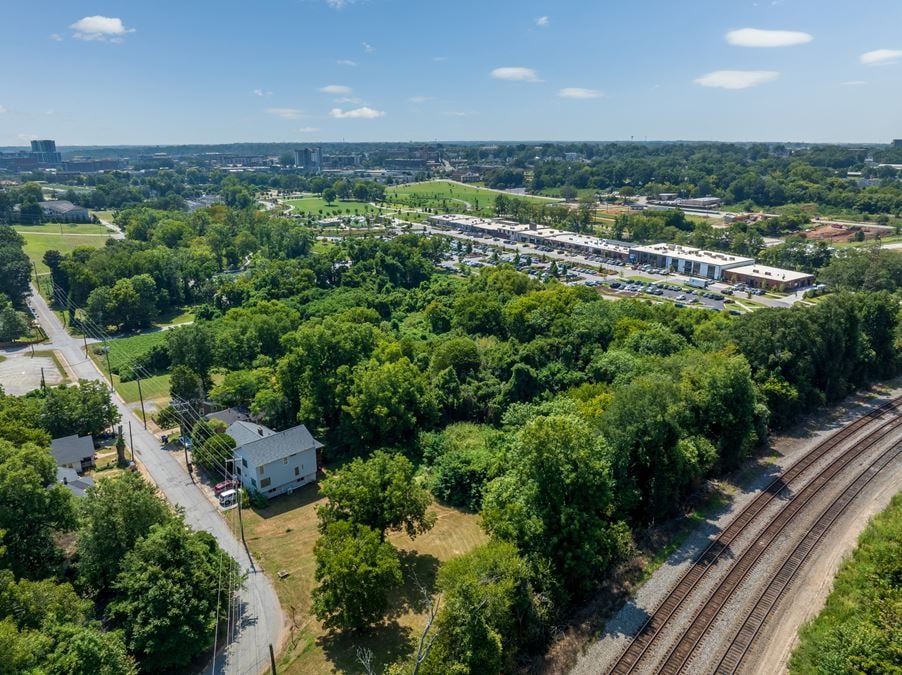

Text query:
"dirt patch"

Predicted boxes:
[[803, 223, 885, 243]]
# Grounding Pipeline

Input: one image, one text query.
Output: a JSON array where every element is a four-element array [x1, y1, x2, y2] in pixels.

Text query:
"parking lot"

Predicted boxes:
[[440, 242, 739, 313], [0, 347, 65, 395]]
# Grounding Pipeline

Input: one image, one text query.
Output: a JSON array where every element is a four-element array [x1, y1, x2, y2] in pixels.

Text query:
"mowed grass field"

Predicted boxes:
[[243, 485, 487, 674], [387, 180, 561, 214], [15, 222, 111, 235], [284, 197, 379, 217], [21, 232, 110, 272], [88, 331, 172, 404]]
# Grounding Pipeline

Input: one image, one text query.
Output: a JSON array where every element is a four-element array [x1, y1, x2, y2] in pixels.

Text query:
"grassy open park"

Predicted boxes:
[[386, 180, 560, 215], [242, 486, 486, 674], [284, 196, 380, 217]]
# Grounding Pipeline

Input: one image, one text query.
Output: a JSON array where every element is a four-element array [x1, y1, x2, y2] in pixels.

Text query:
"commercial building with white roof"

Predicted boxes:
[[430, 214, 813, 289], [630, 243, 754, 280], [723, 264, 814, 291]]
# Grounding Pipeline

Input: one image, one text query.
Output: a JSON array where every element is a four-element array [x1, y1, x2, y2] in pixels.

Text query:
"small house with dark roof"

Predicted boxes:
[[56, 466, 95, 497], [50, 434, 95, 472], [225, 422, 322, 498]]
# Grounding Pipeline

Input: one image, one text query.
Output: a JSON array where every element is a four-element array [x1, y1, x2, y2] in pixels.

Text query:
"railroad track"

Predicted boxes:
[[607, 396, 902, 675], [713, 441, 901, 674], [655, 420, 902, 674]]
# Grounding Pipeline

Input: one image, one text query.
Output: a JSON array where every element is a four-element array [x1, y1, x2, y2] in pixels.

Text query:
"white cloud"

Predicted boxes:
[[70, 16, 134, 42], [559, 87, 603, 99], [841, 80, 867, 86], [432, 56, 448, 62], [491, 67, 541, 82], [860, 49, 902, 65], [536, 16, 549, 27], [362, 41, 375, 53], [298, 127, 320, 133], [266, 107, 303, 120], [408, 96, 432, 104], [330, 106, 385, 119], [694, 70, 778, 89], [337, 59, 357, 66], [320, 84, 352, 94], [335, 96, 363, 104], [49, 33, 62, 41], [326, 0, 356, 8], [252, 89, 272, 97], [0, 105, 7, 114], [725, 28, 813, 48], [444, 111, 470, 117]]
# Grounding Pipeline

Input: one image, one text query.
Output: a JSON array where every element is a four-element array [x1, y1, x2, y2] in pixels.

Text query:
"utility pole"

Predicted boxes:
[[237, 489, 252, 568], [40, 367, 45, 390], [103, 341, 113, 387], [269, 644, 277, 675], [82, 333, 87, 351], [128, 421, 135, 462], [136, 377, 147, 429]]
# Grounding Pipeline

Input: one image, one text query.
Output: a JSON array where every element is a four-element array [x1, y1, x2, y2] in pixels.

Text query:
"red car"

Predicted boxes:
[[214, 480, 238, 496]]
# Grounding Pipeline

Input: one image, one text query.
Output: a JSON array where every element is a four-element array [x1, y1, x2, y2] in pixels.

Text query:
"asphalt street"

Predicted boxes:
[[26, 283, 282, 675]]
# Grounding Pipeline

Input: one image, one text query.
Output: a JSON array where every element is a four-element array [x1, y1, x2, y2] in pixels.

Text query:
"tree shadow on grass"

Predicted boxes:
[[386, 550, 441, 619], [318, 620, 414, 674]]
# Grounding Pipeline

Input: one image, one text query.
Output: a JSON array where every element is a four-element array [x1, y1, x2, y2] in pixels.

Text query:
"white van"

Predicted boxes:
[[218, 489, 238, 510]]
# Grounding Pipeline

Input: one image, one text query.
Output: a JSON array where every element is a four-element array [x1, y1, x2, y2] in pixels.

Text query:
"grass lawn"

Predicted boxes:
[[21, 232, 109, 273], [91, 210, 117, 223], [14, 222, 110, 235], [89, 331, 169, 374], [387, 180, 559, 215], [284, 197, 379, 217], [243, 486, 487, 674], [114, 373, 171, 405], [156, 306, 196, 327]]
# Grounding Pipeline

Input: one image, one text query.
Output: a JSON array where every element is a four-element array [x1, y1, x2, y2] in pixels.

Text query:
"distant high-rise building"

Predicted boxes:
[[893, 139, 902, 147], [30, 139, 61, 164], [293, 147, 322, 173]]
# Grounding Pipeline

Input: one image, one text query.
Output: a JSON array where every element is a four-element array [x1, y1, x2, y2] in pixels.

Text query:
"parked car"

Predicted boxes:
[[214, 479, 239, 496]]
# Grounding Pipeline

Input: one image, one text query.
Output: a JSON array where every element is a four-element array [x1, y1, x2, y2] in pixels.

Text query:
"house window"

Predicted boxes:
[[251, 478, 257, 488], [242, 458, 248, 468], [294, 466, 300, 476], [258, 465, 265, 476], [261, 478, 271, 488]]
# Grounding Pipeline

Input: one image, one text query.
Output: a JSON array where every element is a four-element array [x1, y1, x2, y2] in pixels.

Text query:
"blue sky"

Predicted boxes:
[[1, 0, 901, 145]]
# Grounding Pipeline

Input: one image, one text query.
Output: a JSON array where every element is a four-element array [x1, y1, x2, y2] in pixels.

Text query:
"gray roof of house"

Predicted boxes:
[[50, 434, 94, 466], [206, 407, 252, 426], [56, 466, 95, 497], [232, 423, 322, 466], [225, 421, 276, 447], [40, 200, 86, 214]]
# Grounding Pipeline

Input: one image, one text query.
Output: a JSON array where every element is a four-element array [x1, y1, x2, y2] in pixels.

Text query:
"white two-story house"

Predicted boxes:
[[226, 421, 322, 498]]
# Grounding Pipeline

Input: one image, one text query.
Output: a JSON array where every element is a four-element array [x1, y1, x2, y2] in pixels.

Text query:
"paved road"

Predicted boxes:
[[27, 284, 283, 675]]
